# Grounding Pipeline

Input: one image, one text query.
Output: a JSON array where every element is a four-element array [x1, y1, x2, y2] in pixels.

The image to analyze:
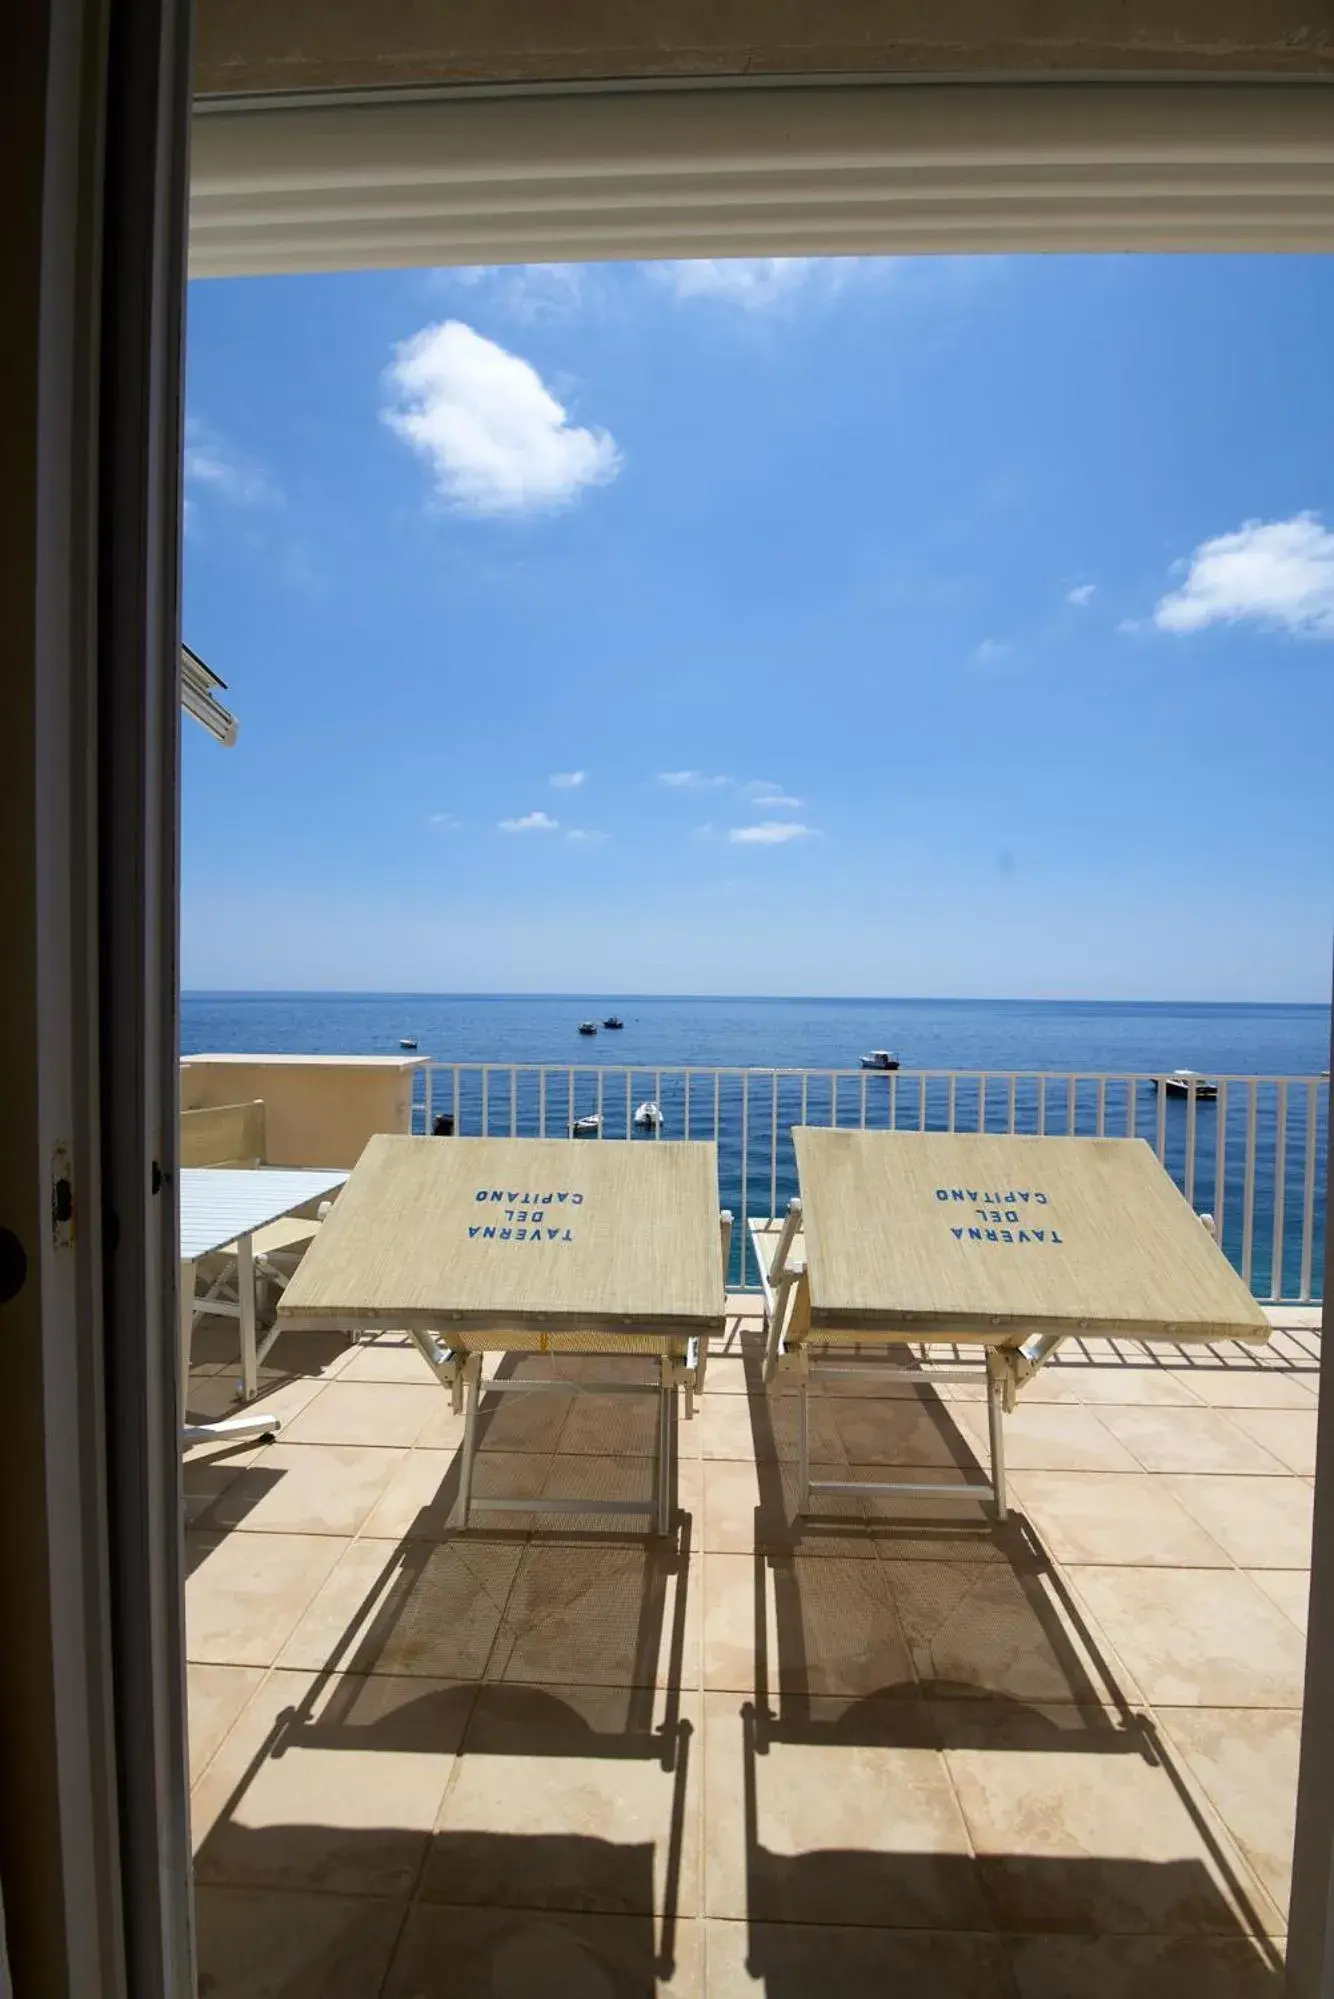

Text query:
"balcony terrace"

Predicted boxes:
[[183, 1280, 1315, 1996]]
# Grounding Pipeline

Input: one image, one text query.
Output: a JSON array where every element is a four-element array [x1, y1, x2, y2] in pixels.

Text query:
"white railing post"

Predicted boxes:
[[418, 1060, 1323, 1305]]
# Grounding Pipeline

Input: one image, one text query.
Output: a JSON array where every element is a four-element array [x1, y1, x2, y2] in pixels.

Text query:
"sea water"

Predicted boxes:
[[182, 993, 1329, 1298]]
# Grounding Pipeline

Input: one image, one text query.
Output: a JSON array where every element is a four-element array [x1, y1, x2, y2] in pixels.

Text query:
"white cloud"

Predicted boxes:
[[382, 320, 622, 516], [565, 828, 608, 844], [728, 822, 814, 846], [970, 638, 1012, 667], [1067, 583, 1096, 606], [658, 770, 730, 789], [744, 780, 804, 808], [438, 263, 587, 321], [184, 418, 278, 514], [550, 771, 586, 788], [652, 258, 821, 310], [1154, 513, 1334, 638], [498, 810, 558, 833], [427, 813, 460, 829]]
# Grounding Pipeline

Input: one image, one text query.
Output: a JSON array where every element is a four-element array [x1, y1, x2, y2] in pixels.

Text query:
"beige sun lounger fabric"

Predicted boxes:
[[752, 1131, 1269, 1521], [279, 1134, 730, 1531]]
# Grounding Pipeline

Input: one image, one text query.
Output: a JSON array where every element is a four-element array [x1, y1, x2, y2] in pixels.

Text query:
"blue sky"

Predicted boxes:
[[183, 253, 1333, 1000]]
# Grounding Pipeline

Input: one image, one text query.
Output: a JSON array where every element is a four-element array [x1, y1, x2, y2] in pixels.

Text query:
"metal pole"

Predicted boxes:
[[986, 1360, 1008, 1522], [457, 1356, 481, 1529]]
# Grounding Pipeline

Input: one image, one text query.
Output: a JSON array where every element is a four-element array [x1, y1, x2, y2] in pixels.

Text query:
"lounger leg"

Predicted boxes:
[[986, 1361, 1008, 1523], [458, 1354, 482, 1530], [797, 1376, 811, 1515], [656, 1363, 672, 1538], [237, 1232, 258, 1403]]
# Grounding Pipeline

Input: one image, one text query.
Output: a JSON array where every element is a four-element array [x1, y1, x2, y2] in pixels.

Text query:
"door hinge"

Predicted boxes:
[[51, 1144, 75, 1249]]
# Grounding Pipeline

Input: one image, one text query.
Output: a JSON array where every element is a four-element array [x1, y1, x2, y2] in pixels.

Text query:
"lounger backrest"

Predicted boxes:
[[181, 1099, 266, 1167]]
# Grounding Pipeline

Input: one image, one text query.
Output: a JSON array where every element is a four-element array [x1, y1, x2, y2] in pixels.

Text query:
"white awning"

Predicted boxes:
[[182, 644, 238, 746]]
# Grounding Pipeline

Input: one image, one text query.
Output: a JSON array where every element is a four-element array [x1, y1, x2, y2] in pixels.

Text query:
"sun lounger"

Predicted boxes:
[[277, 1134, 731, 1534], [749, 1129, 1271, 1521]]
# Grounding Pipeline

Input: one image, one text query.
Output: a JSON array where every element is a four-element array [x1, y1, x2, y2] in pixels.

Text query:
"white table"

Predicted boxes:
[[181, 1166, 348, 1448]]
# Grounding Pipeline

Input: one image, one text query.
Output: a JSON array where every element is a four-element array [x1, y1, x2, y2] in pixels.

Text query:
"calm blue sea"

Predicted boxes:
[[182, 994, 1330, 1299]]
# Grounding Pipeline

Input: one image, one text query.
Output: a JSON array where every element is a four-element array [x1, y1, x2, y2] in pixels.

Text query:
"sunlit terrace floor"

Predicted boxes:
[[183, 1299, 1319, 1997]]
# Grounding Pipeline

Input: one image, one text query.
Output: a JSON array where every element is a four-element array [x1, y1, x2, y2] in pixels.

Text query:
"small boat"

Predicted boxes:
[[572, 1113, 601, 1137], [860, 1050, 900, 1071], [399, 1036, 418, 1049], [1157, 1069, 1218, 1101], [603, 1016, 624, 1030], [633, 1100, 662, 1130], [578, 1021, 598, 1036]]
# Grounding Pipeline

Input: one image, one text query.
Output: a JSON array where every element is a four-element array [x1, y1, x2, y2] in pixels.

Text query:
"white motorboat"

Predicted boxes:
[[1157, 1068, 1218, 1101], [859, 1050, 900, 1071], [572, 1113, 601, 1137], [399, 1037, 418, 1050], [578, 1021, 598, 1036], [633, 1100, 663, 1130]]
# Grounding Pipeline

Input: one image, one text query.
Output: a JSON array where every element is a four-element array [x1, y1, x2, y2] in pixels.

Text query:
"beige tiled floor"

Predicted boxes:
[[185, 1306, 1317, 1995]]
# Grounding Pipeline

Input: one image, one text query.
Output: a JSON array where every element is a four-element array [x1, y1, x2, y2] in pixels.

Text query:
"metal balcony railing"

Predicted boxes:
[[414, 1063, 1327, 1304]]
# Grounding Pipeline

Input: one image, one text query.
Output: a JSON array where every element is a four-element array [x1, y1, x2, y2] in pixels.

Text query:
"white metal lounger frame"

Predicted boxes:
[[391, 1211, 733, 1537], [753, 1200, 1019, 1520]]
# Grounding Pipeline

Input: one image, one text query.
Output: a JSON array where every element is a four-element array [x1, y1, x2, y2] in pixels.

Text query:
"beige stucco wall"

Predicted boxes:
[[181, 1055, 424, 1168]]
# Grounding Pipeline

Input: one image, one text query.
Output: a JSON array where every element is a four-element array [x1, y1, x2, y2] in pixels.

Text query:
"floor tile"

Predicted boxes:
[[470, 1376, 575, 1454], [187, 1531, 348, 1667], [846, 1457, 1009, 1530], [699, 1390, 838, 1464], [1010, 1470, 1230, 1567], [942, 1700, 1282, 1936], [381, 1902, 703, 1998], [358, 1447, 463, 1541], [1007, 1933, 1284, 1998], [198, 1442, 410, 1537], [1225, 1409, 1319, 1476], [1180, 1368, 1317, 1410], [707, 1918, 1013, 1995], [707, 1552, 915, 1700], [1097, 1407, 1288, 1476], [1057, 1365, 1205, 1408], [702, 1356, 753, 1395], [1249, 1568, 1310, 1634], [491, 1539, 698, 1691], [1154, 1706, 1301, 1917], [882, 1552, 1128, 1704], [337, 1336, 438, 1384], [183, 1453, 255, 1528], [1167, 1476, 1313, 1570], [701, 1552, 776, 1695], [1067, 1567, 1307, 1707], [194, 1885, 405, 1998], [410, 1396, 468, 1451], [558, 1385, 665, 1457], [829, 1396, 983, 1468], [703, 1693, 983, 1928], [193, 1667, 466, 1896], [185, 1369, 326, 1432], [420, 1683, 700, 1916], [279, 1535, 523, 1680], [281, 1382, 444, 1449], [700, 1457, 880, 1557], [955, 1402, 1141, 1474], [188, 1663, 266, 1783]]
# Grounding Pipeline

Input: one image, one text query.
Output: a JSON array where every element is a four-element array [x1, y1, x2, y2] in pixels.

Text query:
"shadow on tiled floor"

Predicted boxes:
[[186, 1306, 1311, 1995]]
